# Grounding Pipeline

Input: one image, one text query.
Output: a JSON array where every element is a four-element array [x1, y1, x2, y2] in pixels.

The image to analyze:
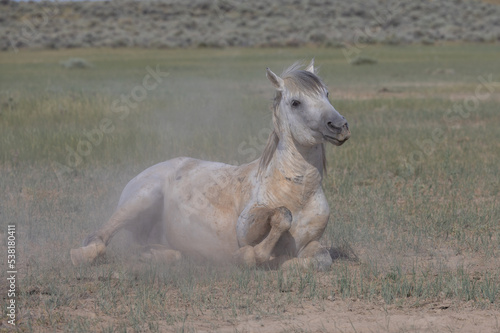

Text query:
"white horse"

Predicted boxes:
[[71, 60, 350, 271]]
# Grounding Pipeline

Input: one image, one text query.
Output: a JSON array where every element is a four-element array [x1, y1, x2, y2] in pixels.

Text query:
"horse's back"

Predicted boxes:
[[118, 157, 190, 206]]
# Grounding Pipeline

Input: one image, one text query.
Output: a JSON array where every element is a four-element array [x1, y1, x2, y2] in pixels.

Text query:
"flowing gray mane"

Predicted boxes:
[[259, 63, 328, 174], [280, 62, 327, 96]]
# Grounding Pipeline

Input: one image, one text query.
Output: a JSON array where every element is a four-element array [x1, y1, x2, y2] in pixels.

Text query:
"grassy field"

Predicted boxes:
[[0, 44, 499, 332]]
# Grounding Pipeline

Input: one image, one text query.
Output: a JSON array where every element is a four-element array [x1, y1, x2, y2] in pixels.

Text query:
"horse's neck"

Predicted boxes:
[[264, 135, 324, 188]]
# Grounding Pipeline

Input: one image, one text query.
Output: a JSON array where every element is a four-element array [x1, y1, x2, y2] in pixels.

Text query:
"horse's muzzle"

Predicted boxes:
[[324, 122, 350, 146]]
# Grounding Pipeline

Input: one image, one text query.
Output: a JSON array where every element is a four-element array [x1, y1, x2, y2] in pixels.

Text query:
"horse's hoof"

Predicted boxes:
[[277, 206, 292, 222], [150, 249, 182, 265], [281, 258, 315, 271], [271, 206, 292, 232], [233, 245, 256, 267], [70, 248, 88, 266], [70, 242, 106, 266]]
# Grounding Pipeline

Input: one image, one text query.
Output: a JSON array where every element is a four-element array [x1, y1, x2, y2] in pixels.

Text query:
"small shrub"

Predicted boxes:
[[421, 37, 435, 45], [111, 37, 131, 48], [59, 58, 93, 69], [382, 35, 402, 45], [325, 39, 344, 48], [349, 56, 378, 66], [309, 32, 327, 44]]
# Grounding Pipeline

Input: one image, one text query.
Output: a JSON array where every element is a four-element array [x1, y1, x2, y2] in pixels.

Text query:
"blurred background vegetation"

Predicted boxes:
[[2, 0, 500, 51]]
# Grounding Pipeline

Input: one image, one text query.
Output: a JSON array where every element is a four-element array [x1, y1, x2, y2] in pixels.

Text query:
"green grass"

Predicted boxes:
[[0, 44, 499, 331]]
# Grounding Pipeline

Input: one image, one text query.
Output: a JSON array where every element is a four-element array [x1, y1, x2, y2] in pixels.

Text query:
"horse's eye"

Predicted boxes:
[[291, 100, 301, 107], [326, 92, 329, 98]]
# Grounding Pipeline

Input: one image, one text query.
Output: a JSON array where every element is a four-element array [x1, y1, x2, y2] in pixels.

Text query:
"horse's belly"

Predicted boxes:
[[148, 158, 254, 261], [164, 201, 239, 262], [160, 158, 250, 262]]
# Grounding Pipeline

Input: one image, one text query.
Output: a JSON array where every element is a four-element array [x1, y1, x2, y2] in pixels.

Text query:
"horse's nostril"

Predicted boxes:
[[344, 122, 349, 131], [327, 121, 342, 131]]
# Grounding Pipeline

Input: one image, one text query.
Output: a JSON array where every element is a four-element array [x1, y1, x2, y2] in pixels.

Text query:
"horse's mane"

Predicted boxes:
[[258, 63, 327, 175]]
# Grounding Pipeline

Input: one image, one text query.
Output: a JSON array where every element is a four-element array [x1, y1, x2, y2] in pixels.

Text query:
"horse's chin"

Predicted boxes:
[[324, 135, 348, 146]]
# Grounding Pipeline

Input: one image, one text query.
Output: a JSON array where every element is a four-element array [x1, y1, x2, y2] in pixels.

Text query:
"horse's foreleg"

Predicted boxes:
[[279, 189, 332, 271], [235, 206, 292, 266], [253, 207, 292, 263], [71, 185, 163, 266]]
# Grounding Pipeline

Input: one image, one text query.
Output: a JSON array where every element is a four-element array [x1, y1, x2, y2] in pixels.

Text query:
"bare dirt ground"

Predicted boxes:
[[211, 301, 499, 333], [39, 296, 496, 333], [9, 250, 497, 333]]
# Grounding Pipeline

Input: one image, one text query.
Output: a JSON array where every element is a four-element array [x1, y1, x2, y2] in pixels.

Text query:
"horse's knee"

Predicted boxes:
[[236, 205, 292, 248]]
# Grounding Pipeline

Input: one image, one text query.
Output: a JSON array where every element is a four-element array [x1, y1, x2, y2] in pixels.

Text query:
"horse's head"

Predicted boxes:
[[266, 60, 350, 147]]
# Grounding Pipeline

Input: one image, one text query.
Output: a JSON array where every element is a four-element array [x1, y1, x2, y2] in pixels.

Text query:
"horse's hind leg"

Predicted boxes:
[[70, 184, 163, 266], [235, 206, 292, 266]]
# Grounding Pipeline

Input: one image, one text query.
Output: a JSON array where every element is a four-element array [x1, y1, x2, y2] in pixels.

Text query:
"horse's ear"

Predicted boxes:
[[266, 68, 284, 91], [305, 58, 315, 74]]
